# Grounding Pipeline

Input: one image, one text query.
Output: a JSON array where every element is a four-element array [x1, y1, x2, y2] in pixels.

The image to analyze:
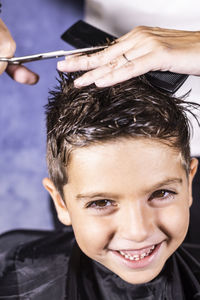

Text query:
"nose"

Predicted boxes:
[[117, 201, 153, 242]]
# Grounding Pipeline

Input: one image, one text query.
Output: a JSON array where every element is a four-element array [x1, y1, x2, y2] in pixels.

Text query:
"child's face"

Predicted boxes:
[[44, 138, 198, 284]]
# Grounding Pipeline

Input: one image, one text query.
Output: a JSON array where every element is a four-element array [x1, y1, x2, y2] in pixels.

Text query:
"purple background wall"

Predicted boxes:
[[0, 0, 83, 233]]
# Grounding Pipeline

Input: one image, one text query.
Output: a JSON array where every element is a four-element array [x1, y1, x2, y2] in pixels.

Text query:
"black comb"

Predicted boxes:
[[61, 20, 188, 93]]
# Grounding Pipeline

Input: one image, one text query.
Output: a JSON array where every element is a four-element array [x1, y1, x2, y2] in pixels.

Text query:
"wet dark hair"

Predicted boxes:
[[45, 72, 197, 198]]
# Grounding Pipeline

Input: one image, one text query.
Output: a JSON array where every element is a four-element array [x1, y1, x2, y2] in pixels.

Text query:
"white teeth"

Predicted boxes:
[[119, 245, 156, 261]]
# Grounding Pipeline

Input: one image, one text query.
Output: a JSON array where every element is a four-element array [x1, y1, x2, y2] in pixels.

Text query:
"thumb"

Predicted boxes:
[[6, 64, 39, 85]]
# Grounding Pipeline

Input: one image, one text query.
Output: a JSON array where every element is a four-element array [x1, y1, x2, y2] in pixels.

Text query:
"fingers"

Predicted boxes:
[[57, 26, 155, 73], [57, 26, 168, 83], [0, 61, 8, 75], [57, 26, 172, 74], [94, 53, 158, 87], [0, 18, 16, 75], [57, 25, 200, 88], [6, 64, 39, 85], [0, 19, 39, 84], [57, 38, 133, 72], [0, 19, 16, 56], [74, 53, 156, 88], [73, 43, 159, 87], [74, 54, 127, 87]]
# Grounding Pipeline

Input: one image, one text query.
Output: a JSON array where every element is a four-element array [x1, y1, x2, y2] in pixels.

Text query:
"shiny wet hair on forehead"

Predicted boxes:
[[45, 72, 198, 198]]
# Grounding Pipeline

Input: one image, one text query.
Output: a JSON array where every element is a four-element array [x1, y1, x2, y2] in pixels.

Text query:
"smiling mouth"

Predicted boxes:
[[117, 244, 158, 262]]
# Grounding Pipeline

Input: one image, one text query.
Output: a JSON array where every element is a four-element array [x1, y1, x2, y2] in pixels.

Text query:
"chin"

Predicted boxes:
[[119, 267, 163, 285]]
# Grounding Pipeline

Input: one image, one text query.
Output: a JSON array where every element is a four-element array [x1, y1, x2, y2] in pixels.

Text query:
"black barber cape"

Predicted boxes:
[[0, 227, 200, 300]]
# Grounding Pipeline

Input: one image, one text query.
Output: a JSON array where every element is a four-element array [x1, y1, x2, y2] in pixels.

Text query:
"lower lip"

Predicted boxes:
[[112, 243, 162, 269]]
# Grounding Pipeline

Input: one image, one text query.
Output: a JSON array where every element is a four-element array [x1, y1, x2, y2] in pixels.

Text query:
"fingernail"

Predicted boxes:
[[74, 77, 87, 87], [57, 60, 66, 70], [29, 74, 39, 85]]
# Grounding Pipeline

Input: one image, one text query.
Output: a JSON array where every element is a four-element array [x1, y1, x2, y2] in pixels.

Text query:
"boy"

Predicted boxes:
[[0, 72, 199, 299]]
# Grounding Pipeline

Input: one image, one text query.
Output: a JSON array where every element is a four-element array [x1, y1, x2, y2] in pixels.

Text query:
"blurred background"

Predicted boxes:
[[0, 0, 83, 233]]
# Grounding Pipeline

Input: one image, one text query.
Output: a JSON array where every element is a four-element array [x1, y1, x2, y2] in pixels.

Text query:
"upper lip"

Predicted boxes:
[[114, 242, 161, 252]]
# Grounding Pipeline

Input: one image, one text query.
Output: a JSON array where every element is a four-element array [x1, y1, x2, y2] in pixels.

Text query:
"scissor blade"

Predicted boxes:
[[0, 45, 107, 65]]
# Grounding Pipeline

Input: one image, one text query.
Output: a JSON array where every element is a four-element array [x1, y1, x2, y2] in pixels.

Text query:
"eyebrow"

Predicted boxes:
[[143, 177, 183, 194], [76, 192, 119, 201], [75, 177, 183, 201]]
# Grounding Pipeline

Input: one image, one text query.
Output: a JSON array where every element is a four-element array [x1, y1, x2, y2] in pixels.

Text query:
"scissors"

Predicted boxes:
[[0, 45, 107, 65]]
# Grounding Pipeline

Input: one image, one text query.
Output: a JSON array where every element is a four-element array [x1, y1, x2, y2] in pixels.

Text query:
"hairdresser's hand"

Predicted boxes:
[[0, 19, 39, 84], [57, 26, 200, 87]]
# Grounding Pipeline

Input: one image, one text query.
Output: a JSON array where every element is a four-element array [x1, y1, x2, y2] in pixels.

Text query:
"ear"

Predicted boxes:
[[188, 158, 198, 207], [42, 177, 72, 226]]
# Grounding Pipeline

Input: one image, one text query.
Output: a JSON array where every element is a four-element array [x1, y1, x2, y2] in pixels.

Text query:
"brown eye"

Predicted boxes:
[[152, 190, 166, 198], [96, 200, 109, 207], [149, 189, 176, 201], [86, 199, 116, 210]]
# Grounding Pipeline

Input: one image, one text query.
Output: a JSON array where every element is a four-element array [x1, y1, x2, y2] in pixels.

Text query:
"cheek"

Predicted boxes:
[[70, 211, 113, 255], [159, 202, 190, 241]]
